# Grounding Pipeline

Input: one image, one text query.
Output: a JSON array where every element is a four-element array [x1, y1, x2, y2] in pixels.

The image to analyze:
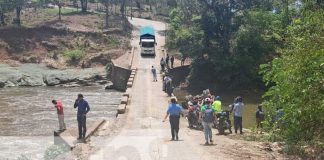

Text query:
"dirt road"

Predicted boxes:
[[88, 18, 286, 160]]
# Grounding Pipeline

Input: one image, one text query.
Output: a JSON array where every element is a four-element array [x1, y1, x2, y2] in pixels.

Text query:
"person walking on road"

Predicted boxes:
[[74, 94, 90, 140], [52, 100, 66, 131], [151, 65, 157, 82], [165, 54, 170, 68], [233, 96, 244, 134], [163, 97, 182, 141], [200, 98, 215, 145], [170, 56, 175, 68]]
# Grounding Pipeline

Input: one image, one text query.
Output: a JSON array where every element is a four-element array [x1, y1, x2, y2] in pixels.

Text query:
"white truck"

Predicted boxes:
[[139, 26, 156, 56]]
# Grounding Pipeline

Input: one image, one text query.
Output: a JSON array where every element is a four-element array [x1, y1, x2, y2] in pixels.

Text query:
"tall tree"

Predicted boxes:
[[80, 0, 88, 12], [100, 0, 110, 28], [13, 0, 25, 25]]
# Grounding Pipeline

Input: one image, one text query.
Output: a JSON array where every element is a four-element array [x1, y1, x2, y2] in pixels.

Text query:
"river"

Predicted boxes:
[[0, 86, 122, 159]]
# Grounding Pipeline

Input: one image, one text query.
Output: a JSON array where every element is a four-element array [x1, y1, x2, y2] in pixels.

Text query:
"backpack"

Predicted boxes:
[[203, 106, 214, 123]]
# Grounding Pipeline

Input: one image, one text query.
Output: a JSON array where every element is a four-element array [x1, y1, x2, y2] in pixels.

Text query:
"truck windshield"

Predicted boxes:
[[142, 42, 154, 48]]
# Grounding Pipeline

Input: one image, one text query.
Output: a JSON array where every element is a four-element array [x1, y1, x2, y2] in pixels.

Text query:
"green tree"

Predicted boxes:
[[260, 1, 324, 155]]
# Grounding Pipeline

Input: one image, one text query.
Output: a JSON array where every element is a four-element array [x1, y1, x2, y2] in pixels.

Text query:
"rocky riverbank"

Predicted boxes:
[[0, 63, 113, 88]]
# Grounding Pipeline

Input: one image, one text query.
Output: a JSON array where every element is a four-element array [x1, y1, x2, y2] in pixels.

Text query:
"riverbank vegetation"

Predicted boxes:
[[166, 0, 323, 158]]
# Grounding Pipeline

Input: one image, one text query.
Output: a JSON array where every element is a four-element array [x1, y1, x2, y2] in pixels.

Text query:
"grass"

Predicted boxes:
[[107, 38, 120, 48], [63, 49, 84, 60]]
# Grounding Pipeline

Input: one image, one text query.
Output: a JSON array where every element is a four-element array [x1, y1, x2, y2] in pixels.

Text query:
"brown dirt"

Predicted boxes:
[[0, 8, 132, 68]]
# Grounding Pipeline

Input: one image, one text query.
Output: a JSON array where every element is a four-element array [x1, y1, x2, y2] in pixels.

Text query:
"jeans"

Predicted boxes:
[[77, 114, 87, 138], [234, 116, 243, 133], [202, 121, 213, 142], [169, 115, 180, 139], [58, 114, 66, 130]]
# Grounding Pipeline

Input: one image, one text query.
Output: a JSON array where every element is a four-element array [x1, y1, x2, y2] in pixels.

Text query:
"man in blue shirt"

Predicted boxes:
[[74, 94, 90, 140], [163, 97, 182, 141]]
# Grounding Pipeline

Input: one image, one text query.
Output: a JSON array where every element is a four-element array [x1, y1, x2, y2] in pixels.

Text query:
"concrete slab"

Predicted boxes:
[[121, 96, 128, 104], [131, 70, 136, 75], [117, 104, 127, 114], [54, 119, 105, 149], [85, 119, 106, 140], [128, 77, 134, 82], [127, 81, 133, 88], [130, 74, 135, 78]]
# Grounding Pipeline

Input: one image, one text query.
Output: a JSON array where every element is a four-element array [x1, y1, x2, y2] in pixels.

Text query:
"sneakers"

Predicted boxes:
[[210, 139, 213, 144], [176, 136, 179, 141], [205, 141, 209, 145]]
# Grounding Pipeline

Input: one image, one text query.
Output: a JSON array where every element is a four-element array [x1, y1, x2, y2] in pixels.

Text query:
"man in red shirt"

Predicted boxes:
[[52, 100, 66, 131]]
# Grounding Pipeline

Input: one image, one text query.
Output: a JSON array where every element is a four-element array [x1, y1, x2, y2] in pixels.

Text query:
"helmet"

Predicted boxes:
[[215, 96, 221, 100], [205, 98, 211, 103]]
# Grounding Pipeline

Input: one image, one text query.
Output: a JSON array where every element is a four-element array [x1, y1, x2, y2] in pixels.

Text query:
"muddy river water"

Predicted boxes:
[[0, 86, 122, 159]]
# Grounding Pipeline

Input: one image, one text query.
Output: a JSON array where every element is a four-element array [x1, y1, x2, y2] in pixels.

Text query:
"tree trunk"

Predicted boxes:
[[120, 0, 126, 18], [0, 11, 5, 26], [81, 0, 88, 13], [15, 6, 22, 25], [58, 5, 62, 21], [105, 4, 109, 28]]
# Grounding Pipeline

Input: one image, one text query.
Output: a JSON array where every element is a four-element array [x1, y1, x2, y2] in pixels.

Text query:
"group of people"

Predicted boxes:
[[52, 94, 90, 141], [160, 54, 175, 70], [163, 89, 267, 145]]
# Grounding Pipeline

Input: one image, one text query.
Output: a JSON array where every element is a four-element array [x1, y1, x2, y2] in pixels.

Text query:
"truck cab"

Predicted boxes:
[[139, 26, 156, 56]]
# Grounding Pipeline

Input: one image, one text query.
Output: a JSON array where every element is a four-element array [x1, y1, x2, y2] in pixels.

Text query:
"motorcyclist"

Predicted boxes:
[[212, 96, 222, 113]]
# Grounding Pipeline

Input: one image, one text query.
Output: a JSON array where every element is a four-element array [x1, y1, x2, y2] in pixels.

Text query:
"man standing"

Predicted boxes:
[[163, 97, 182, 141], [200, 98, 215, 145], [181, 55, 186, 66], [151, 66, 157, 82], [165, 54, 170, 68], [212, 96, 222, 113], [170, 56, 175, 68], [160, 58, 166, 72], [52, 100, 66, 131], [74, 94, 90, 140], [256, 104, 265, 133], [233, 96, 244, 134]]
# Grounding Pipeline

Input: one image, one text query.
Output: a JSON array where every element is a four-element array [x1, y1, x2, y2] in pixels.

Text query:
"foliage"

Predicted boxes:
[[168, 1, 283, 90], [63, 48, 84, 61], [16, 155, 31, 160], [260, 1, 324, 156], [106, 38, 120, 48], [43, 144, 69, 160]]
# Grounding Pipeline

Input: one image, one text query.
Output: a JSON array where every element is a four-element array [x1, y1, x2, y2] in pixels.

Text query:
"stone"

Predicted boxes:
[[127, 81, 133, 88], [105, 81, 114, 90], [0, 81, 5, 88], [117, 104, 127, 114], [121, 96, 128, 104]]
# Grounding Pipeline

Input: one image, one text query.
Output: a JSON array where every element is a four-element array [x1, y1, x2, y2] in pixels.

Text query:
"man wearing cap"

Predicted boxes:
[[163, 97, 182, 141], [74, 94, 90, 140]]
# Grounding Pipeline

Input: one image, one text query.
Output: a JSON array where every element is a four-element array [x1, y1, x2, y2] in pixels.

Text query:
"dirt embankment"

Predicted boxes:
[[0, 10, 132, 69]]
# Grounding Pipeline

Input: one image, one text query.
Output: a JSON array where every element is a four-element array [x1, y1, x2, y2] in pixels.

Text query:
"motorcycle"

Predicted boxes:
[[186, 106, 203, 130], [215, 111, 232, 135]]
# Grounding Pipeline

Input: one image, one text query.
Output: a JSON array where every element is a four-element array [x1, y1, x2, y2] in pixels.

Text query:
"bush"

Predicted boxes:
[[63, 49, 84, 62]]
